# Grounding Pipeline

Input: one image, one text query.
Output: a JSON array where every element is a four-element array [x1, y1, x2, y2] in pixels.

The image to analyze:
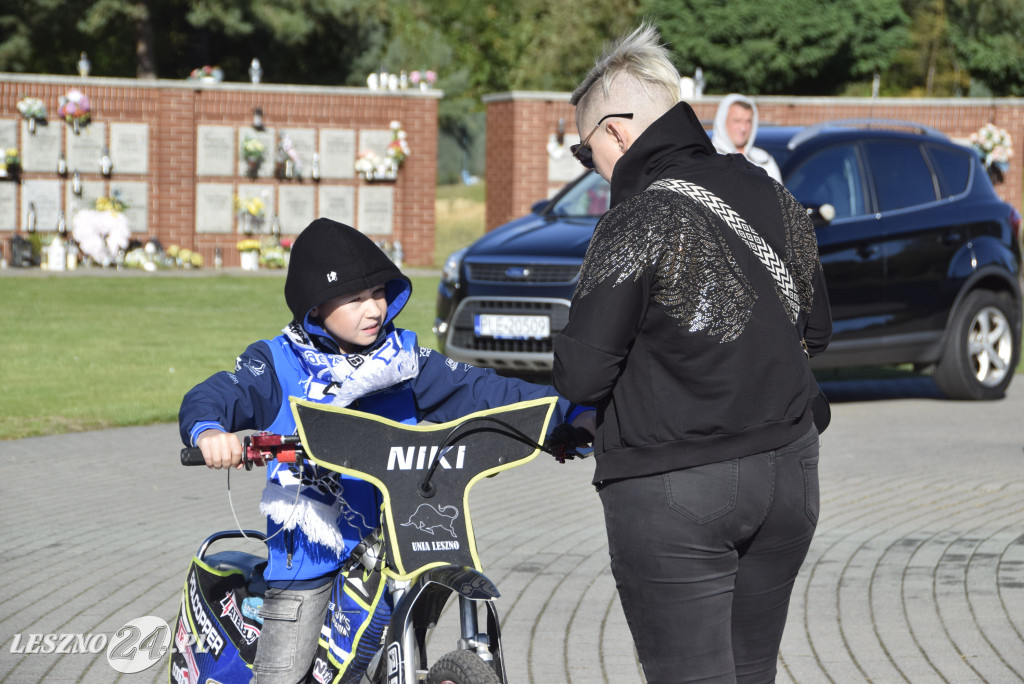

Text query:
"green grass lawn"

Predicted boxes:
[[0, 273, 440, 440], [3, 181, 1019, 440]]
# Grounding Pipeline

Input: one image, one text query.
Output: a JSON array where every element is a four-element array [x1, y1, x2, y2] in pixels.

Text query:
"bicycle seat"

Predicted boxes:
[[205, 551, 268, 597]]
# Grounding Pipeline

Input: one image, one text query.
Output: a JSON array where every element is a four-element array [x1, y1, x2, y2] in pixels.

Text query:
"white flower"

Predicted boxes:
[[72, 209, 130, 265], [971, 124, 1013, 167]]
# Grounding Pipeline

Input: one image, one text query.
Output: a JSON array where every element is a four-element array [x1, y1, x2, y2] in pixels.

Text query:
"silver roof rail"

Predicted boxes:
[[787, 119, 947, 150]]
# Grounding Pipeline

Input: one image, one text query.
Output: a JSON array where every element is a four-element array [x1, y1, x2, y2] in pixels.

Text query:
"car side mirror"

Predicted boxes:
[[805, 203, 836, 227], [531, 199, 550, 214]]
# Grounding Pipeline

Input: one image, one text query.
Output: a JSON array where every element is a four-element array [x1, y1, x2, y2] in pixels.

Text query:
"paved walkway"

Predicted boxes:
[[1, 378, 1023, 683]]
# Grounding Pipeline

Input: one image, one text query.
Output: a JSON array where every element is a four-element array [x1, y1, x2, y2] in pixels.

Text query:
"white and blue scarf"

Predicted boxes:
[[259, 324, 419, 555]]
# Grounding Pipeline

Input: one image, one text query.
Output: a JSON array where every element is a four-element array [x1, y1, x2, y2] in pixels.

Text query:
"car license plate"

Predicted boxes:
[[474, 314, 550, 340]]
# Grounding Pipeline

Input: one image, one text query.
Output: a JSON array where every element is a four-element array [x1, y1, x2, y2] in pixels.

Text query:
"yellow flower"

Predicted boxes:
[[233, 195, 265, 217], [94, 195, 127, 213], [245, 198, 265, 216], [237, 238, 261, 252]]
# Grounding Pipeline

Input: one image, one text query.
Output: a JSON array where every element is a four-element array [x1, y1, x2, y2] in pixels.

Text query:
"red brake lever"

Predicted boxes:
[[244, 433, 301, 468]]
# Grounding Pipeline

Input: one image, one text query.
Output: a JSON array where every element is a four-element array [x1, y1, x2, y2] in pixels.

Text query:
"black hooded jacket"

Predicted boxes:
[[552, 102, 832, 483]]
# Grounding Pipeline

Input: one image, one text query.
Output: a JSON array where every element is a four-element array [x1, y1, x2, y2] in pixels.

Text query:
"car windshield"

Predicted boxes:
[[547, 172, 611, 218]]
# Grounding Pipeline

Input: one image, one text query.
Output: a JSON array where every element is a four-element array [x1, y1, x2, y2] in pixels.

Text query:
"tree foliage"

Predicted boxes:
[[884, 0, 966, 96], [947, 0, 1024, 95], [3, 0, 1024, 96], [3, 0, 1024, 182], [642, 0, 910, 95]]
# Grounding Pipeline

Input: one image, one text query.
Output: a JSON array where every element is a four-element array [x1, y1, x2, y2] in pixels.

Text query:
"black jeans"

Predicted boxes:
[[599, 427, 819, 684]]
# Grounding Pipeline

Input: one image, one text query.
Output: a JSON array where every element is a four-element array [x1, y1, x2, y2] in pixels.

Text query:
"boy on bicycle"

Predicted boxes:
[[179, 217, 592, 684]]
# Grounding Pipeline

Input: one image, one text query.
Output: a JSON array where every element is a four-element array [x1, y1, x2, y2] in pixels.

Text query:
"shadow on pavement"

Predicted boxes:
[[819, 376, 945, 402]]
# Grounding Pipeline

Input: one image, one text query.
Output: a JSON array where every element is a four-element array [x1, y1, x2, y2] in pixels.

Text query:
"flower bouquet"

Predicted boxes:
[[259, 237, 291, 269], [409, 70, 437, 91], [0, 148, 21, 180], [234, 195, 266, 234], [124, 240, 203, 271], [165, 244, 204, 269], [72, 194, 131, 266], [275, 134, 303, 179], [241, 136, 267, 176], [237, 238, 262, 270], [355, 121, 410, 181], [58, 89, 91, 135], [188, 65, 224, 83], [95, 194, 128, 213], [970, 123, 1013, 182], [387, 120, 410, 165], [17, 96, 47, 133]]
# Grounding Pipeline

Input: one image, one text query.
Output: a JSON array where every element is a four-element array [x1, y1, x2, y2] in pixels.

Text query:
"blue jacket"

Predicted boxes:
[[179, 325, 573, 583]]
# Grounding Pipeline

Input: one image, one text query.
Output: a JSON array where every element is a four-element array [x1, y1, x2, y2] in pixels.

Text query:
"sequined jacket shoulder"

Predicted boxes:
[[577, 181, 819, 345]]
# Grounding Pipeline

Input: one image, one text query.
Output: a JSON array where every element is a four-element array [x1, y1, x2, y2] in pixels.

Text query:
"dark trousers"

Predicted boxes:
[[599, 427, 819, 684]]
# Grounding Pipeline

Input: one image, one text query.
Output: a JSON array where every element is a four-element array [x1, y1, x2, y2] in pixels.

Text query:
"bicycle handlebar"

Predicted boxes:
[[180, 447, 207, 466], [180, 433, 304, 468], [180, 423, 591, 471]]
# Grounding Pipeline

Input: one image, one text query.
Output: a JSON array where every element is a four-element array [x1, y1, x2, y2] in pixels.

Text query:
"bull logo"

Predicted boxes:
[[401, 504, 459, 537]]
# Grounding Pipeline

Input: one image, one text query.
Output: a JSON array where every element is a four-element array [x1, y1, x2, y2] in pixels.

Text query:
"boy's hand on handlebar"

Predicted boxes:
[[196, 429, 244, 470], [545, 422, 593, 464]]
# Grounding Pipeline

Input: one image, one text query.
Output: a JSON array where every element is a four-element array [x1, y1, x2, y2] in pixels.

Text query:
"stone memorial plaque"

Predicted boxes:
[[238, 127, 276, 178], [359, 129, 394, 157], [0, 120, 17, 154], [66, 180, 104, 218], [319, 185, 355, 226], [0, 183, 16, 232], [278, 186, 315, 234], [196, 126, 235, 176], [319, 129, 356, 179], [21, 180, 61, 231], [21, 120, 61, 173], [356, 185, 394, 235], [195, 183, 235, 234], [109, 180, 148, 233], [109, 123, 149, 175], [278, 128, 316, 180], [547, 133, 582, 183], [66, 122, 107, 174]]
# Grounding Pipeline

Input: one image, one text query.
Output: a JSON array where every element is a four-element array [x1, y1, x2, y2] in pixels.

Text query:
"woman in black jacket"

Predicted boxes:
[[553, 23, 832, 684]]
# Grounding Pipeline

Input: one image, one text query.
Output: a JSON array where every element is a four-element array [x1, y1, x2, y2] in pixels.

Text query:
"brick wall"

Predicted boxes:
[[483, 92, 1024, 230], [1, 74, 439, 266]]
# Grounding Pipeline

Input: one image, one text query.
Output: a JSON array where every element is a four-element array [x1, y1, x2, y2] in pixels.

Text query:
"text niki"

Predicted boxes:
[[387, 445, 466, 471]]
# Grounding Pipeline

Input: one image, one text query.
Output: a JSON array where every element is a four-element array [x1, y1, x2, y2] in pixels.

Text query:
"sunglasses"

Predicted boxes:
[[570, 112, 634, 169]]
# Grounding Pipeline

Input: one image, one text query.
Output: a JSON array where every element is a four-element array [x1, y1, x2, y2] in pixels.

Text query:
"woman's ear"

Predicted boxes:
[[607, 119, 633, 153]]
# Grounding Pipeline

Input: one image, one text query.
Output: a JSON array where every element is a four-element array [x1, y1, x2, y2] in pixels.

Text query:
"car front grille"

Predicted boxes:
[[466, 262, 580, 284], [443, 297, 571, 370]]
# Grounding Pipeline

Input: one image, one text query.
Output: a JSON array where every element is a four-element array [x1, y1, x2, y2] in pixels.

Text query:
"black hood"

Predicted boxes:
[[284, 218, 412, 324], [610, 101, 721, 207]]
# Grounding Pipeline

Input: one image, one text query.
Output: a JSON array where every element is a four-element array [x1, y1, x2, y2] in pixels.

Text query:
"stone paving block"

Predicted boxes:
[[4, 386, 1024, 682]]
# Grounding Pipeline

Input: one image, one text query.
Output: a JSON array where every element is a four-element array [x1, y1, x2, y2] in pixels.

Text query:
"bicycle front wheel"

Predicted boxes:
[[426, 650, 501, 684]]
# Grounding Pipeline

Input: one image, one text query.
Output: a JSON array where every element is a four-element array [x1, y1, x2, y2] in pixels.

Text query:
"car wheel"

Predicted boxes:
[[933, 290, 1019, 400]]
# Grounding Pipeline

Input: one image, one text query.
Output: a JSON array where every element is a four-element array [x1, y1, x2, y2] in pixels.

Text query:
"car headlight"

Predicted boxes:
[[442, 247, 467, 287]]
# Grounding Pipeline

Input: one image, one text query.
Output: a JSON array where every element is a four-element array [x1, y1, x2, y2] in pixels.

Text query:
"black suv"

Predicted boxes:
[[435, 121, 1023, 399]]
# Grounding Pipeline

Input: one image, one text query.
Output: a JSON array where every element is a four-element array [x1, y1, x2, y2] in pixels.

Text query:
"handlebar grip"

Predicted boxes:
[[180, 447, 207, 466]]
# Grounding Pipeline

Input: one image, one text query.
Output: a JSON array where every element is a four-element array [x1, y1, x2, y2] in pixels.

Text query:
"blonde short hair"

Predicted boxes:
[[571, 22, 680, 131]]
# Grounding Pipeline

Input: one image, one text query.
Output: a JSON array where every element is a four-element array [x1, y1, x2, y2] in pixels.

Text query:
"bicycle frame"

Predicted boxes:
[[291, 395, 559, 683], [174, 396, 559, 684]]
